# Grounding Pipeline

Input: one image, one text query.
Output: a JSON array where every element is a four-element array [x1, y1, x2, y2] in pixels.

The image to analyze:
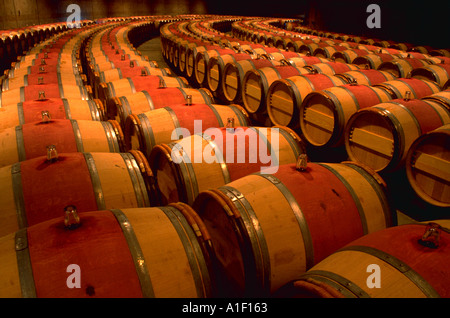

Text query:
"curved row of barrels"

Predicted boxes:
[[0, 15, 448, 299], [82, 20, 171, 103], [295, 25, 450, 56], [0, 17, 162, 297], [162, 16, 448, 102], [158, 16, 450, 298], [0, 20, 96, 75], [235, 19, 450, 58]]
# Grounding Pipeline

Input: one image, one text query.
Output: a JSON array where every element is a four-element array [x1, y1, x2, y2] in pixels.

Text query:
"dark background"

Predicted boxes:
[[0, 0, 448, 49]]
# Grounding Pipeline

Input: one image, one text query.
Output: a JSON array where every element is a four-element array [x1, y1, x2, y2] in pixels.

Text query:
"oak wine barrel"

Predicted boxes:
[[0, 119, 124, 167], [277, 222, 450, 298], [242, 64, 310, 114], [206, 53, 257, 94], [344, 98, 450, 172], [352, 53, 396, 70], [299, 84, 393, 148], [373, 78, 441, 100], [2, 72, 86, 91], [221, 58, 283, 102], [0, 98, 105, 131], [0, 84, 92, 107], [149, 126, 306, 205], [405, 124, 450, 207], [107, 87, 214, 125], [421, 89, 450, 109], [266, 73, 348, 128], [194, 48, 236, 87], [0, 205, 214, 298], [304, 62, 361, 76], [410, 64, 450, 88], [0, 151, 153, 237], [192, 161, 394, 297], [124, 103, 249, 157], [378, 58, 432, 78], [98, 75, 188, 103], [335, 69, 396, 86]]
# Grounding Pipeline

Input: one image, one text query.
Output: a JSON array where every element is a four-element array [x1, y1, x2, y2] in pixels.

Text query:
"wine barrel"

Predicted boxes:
[[266, 73, 348, 128], [0, 205, 214, 298], [429, 56, 450, 65], [206, 53, 255, 94], [98, 75, 188, 103], [313, 45, 347, 59], [108, 87, 214, 125], [299, 84, 393, 148], [298, 42, 330, 56], [335, 69, 396, 86], [88, 57, 155, 74], [92, 66, 171, 97], [14, 53, 80, 69], [95, 66, 170, 85], [0, 119, 124, 167], [390, 42, 415, 52], [378, 58, 432, 78], [149, 126, 306, 205], [421, 89, 450, 109], [0, 151, 153, 237], [429, 49, 450, 57], [179, 43, 218, 75], [2, 72, 86, 91], [284, 39, 305, 52], [0, 84, 91, 107], [185, 45, 223, 79], [192, 161, 394, 297], [285, 56, 329, 67], [373, 78, 441, 99], [7, 63, 82, 79], [410, 64, 450, 88], [404, 52, 434, 61], [411, 45, 435, 55], [285, 38, 321, 52], [445, 80, 450, 90], [17, 51, 75, 64], [280, 222, 450, 298], [304, 62, 361, 76], [124, 103, 249, 157], [352, 53, 396, 69], [345, 99, 450, 172], [221, 58, 283, 102], [0, 98, 105, 131], [405, 124, 450, 207], [242, 64, 311, 114], [194, 48, 236, 87], [272, 35, 294, 50], [331, 49, 370, 64]]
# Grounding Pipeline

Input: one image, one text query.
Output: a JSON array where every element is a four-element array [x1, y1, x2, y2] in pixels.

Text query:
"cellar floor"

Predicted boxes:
[[137, 36, 171, 70]]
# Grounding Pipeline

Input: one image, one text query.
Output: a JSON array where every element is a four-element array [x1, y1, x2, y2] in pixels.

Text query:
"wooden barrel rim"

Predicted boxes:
[[345, 106, 402, 172], [107, 119, 125, 152], [299, 89, 339, 147], [405, 127, 450, 207], [148, 143, 186, 205], [266, 78, 297, 127]]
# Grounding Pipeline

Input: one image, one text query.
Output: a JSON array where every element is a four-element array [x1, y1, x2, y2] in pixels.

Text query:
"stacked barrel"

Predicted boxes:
[[0, 14, 449, 299]]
